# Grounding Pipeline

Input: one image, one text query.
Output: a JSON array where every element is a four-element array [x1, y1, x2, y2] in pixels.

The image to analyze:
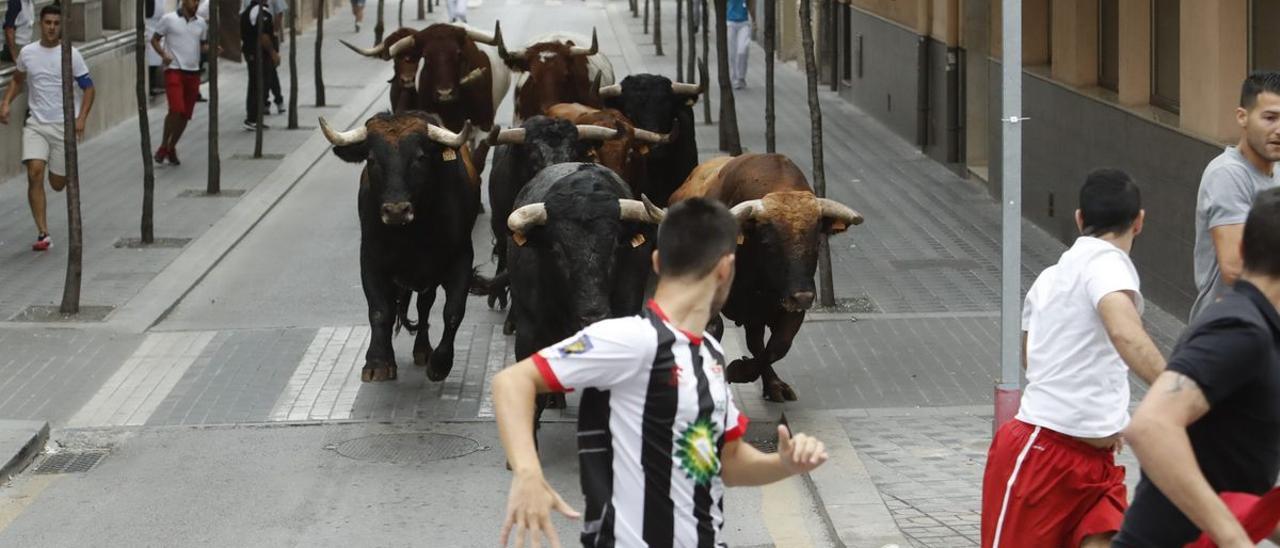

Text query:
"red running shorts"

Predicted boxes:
[[164, 69, 201, 120]]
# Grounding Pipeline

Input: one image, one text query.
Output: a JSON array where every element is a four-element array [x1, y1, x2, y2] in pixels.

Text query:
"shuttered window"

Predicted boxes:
[[1152, 0, 1180, 112], [1098, 0, 1119, 91], [1253, 0, 1280, 71]]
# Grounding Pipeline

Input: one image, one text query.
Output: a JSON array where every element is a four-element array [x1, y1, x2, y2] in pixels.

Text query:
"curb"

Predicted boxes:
[[106, 80, 390, 334], [0, 421, 50, 484], [788, 410, 910, 548]]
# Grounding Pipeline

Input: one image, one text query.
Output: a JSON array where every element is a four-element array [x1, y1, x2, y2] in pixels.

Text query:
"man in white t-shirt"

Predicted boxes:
[[2, 0, 35, 63], [152, 0, 209, 165], [0, 4, 95, 252], [491, 198, 829, 547], [980, 169, 1167, 548]]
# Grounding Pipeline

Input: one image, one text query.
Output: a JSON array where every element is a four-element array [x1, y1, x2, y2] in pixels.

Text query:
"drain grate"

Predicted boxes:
[[330, 433, 482, 464], [114, 237, 192, 249], [9, 305, 114, 323], [33, 451, 109, 475]]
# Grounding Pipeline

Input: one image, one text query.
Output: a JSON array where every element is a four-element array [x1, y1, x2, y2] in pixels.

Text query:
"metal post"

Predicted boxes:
[[995, 0, 1023, 430]]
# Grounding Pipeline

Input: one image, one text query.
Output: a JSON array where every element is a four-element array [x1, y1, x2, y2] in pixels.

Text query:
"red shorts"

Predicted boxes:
[[164, 69, 201, 120], [980, 419, 1127, 547]]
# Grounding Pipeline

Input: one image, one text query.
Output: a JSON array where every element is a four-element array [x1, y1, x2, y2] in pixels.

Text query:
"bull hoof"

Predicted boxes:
[[413, 351, 430, 368], [725, 358, 761, 383], [425, 348, 455, 382], [361, 362, 398, 382], [502, 318, 516, 336], [487, 289, 509, 311], [763, 380, 798, 402]]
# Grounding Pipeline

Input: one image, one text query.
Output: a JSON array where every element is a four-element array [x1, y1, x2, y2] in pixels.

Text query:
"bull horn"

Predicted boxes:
[[633, 127, 673, 144], [576, 124, 619, 141], [488, 127, 526, 145], [817, 198, 865, 226], [427, 120, 472, 148], [460, 67, 488, 86], [619, 195, 665, 224], [318, 116, 368, 146], [497, 36, 526, 65], [340, 39, 387, 58], [598, 83, 622, 98], [387, 34, 417, 58], [451, 21, 498, 45], [728, 199, 765, 224], [671, 81, 703, 96], [569, 29, 599, 56], [508, 203, 548, 233]]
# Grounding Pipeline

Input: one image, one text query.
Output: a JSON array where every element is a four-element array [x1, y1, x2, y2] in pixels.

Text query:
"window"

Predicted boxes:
[[841, 5, 852, 82], [1098, 0, 1119, 91], [1152, 0, 1180, 112], [1253, 0, 1280, 71]]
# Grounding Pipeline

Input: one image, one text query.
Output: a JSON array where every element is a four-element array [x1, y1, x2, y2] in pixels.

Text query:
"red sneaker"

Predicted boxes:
[[155, 146, 169, 164], [32, 234, 51, 251]]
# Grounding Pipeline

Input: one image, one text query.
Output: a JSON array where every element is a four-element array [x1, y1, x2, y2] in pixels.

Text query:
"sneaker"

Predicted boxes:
[[243, 120, 270, 131], [32, 234, 51, 251], [195, 94, 208, 103], [355, 22, 360, 32], [276, 103, 286, 114], [168, 148, 181, 166], [155, 146, 169, 164]]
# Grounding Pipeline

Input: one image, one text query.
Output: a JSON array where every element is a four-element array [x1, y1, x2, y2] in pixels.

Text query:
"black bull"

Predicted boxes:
[[600, 73, 704, 207], [321, 112, 480, 383]]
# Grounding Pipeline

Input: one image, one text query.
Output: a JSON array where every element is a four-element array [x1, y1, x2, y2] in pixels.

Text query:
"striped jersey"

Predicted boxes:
[[532, 300, 750, 548]]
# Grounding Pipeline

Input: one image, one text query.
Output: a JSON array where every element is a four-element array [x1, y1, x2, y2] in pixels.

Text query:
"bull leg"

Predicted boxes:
[[425, 259, 471, 382], [759, 312, 805, 402], [726, 321, 764, 383], [413, 288, 438, 367], [362, 271, 399, 382], [513, 314, 546, 452], [488, 240, 509, 310]]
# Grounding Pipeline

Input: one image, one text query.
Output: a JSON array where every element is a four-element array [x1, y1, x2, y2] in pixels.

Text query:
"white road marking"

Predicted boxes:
[[67, 331, 217, 427], [477, 324, 509, 418], [269, 326, 370, 422]]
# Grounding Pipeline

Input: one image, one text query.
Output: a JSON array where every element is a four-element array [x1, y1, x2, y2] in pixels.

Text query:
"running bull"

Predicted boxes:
[[341, 22, 510, 131], [500, 30, 615, 123], [599, 73, 704, 206], [670, 154, 865, 401], [545, 102, 674, 196], [319, 112, 481, 383]]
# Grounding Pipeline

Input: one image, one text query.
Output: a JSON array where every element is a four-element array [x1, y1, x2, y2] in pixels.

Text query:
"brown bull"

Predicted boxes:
[[500, 31, 602, 122], [341, 23, 510, 132], [670, 154, 865, 402], [545, 102, 672, 193], [342, 27, 419, 113]]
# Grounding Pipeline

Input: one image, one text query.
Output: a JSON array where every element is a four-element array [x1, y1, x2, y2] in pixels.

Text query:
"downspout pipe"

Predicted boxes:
[[916, 0, 932, 149]]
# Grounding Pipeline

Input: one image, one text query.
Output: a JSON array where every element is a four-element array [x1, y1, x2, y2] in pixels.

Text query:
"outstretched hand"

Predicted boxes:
[[777, 424, 828, 475], [500, 471, 581, 547]]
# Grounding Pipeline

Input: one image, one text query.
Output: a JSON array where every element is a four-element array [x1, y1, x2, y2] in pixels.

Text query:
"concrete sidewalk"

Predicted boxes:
[[0, 5, 406, 328]]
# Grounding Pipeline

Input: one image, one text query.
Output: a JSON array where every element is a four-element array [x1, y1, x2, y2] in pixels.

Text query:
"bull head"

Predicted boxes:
[[508, 194, 664, 245], [729, 196, 864, 234], [498, 28, 599, 70], [318, 116, 473, 157]]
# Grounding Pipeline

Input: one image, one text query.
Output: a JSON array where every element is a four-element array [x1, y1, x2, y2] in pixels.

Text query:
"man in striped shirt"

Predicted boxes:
[[492, 197, 830, 548]]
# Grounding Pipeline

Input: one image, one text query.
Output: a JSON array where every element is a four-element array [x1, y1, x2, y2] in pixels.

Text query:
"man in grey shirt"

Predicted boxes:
[[1191, 71, 1280, 320]]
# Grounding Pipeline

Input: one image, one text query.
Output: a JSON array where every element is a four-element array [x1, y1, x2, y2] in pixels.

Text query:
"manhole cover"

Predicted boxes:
[[330, 433, 481, 463], [33, 450, 109, 474], [9, 305, 114, 323], [114, 237, 192, 249], [178, 189, 247, 198]]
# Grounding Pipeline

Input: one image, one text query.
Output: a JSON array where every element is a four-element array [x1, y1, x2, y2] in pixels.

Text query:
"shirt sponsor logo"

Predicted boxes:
[[676, 418, 721, 486], [558, 334, 593, 357]]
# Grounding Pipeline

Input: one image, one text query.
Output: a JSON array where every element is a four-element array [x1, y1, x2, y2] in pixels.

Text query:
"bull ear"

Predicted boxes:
[[331, 142, 371, 163]]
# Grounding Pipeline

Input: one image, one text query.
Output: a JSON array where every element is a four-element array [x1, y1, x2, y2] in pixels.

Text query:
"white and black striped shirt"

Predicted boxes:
[[533, 300, 749, 548]]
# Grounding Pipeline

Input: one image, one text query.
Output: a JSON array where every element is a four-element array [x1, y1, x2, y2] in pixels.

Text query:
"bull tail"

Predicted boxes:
[[469, 269, 509, 296], [394, 288, 420, 336]]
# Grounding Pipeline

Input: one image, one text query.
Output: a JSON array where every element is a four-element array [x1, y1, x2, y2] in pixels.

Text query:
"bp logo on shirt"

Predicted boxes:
[[676, 418, 721, 486], [558, 334, 593, 357]]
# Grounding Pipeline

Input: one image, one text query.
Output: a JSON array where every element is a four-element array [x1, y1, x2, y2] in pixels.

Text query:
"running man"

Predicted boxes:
[[0, 4, 95, 252], [492, 198, 829, 547], [980, 169, 1166, 547], [1190, 71, 1280, 320], [152, 0, 209, 166], [1115, 188, 1280, 546], [725, 0, 753, 89], [445, 0, 466, 23]]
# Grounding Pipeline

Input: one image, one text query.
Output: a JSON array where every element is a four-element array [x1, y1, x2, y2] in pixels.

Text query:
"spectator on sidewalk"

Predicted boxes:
[[145, 0, 167, 95], [980, 169, 1166, 548], [0, 4, 96, 252], [2, 0, 35, 63], [240, 0, 285, 113], [1115, 188, 1280, 547], [152, 0, 210, 166], [239, 0, 278, 131], [725, 0, 753, 89], [350, 0, 364, 33], [445, 0, 466, 23], [491, 198, 829, 547], [1190, 71, 1280, 321]]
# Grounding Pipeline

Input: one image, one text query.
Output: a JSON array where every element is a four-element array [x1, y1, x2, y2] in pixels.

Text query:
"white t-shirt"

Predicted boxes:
[[533, 301, 748, 547], [153, 11, 207, 71], [1017, 236, 1144, 438], [15, 42, 89, 124]]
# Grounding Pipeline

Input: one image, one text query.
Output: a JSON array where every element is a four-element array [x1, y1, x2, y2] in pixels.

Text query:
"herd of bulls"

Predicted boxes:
[[316, 21, 864, 409]]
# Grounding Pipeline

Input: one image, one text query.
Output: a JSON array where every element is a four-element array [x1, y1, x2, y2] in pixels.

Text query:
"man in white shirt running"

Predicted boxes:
[[492, 198, 829, 548], [980, 169, 1166, 548], [0, 4, 95, 252], [152, 0, 209, 165]]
